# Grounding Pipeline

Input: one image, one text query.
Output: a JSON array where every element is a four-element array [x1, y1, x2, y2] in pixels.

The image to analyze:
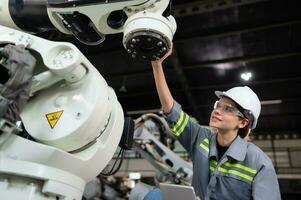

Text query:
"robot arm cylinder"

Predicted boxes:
[[0, 0, 55, 32]]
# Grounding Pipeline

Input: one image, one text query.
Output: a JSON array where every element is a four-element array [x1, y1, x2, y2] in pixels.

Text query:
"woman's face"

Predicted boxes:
[[209, 97, 249, 132]]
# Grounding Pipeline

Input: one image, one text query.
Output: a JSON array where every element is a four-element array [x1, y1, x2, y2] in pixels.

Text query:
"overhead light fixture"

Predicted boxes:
[[240, 71, 252, 81], [260, 100, 282, 105]]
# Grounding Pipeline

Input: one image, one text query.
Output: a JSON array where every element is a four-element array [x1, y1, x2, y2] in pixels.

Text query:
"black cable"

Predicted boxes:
[[100, 148, 126, 176], [109, 149, 125, 175], [109, 148, 123, 174]]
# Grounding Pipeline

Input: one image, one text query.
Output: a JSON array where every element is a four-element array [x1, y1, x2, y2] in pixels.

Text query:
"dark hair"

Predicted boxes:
[[233, 101, 254, 128], [238, 122, 252, 140]]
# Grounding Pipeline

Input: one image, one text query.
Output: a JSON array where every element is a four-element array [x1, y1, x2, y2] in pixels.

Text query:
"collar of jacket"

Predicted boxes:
[[209, 133, 247, 161]]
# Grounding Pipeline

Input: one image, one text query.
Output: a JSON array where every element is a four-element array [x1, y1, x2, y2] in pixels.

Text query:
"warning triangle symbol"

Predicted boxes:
[[46, 110, 64, 129]]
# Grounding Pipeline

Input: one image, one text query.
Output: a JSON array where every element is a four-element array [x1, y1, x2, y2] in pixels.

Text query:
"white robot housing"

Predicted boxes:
[[0, 24, 125, 200]]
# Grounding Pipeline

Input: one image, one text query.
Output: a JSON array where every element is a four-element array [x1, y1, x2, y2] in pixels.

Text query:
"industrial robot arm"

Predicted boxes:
[[133, 113, 193, 185], [0, 25, 125, 200], [0, 1, 177, 199], [0, 0, 177, 60]]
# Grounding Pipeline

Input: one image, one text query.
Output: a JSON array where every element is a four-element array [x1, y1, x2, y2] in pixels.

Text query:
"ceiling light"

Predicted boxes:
[[240, 72, 252, 81], [260, 100, 282, 105]]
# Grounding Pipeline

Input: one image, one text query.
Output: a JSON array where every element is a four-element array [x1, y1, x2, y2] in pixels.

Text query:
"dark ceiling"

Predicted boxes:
[[36, 0, 301, 134]]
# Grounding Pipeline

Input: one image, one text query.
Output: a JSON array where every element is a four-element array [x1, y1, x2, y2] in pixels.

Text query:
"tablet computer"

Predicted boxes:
[[159, 183, 196, 200]]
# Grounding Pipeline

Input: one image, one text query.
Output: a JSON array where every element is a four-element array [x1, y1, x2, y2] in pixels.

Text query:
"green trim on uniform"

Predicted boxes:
[[176, 114, 189, 136], [223, 162, 257, 174], [199, 138, 210, 152], [210, 160, 256, 182], [211, 160, 218, 165], [219, 168, 254, 182], [200, 143, 209, 152], [210, 160, 257, 174], [172, 111, 184, 132], [171, 111, 190, 136]]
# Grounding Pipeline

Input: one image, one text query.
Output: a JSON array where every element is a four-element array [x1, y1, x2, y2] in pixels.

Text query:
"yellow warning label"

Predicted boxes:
[[46, 110, 64, 129]]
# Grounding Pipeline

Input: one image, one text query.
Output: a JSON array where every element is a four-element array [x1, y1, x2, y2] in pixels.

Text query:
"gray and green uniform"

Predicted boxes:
[[165, 101, 281, 200]]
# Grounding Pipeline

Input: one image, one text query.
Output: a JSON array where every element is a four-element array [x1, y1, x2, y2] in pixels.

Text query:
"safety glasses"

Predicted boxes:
[[213, 101, 245, 118]]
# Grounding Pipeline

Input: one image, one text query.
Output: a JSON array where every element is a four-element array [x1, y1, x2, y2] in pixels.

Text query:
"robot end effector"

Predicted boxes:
[[0, 0, 177, 61]]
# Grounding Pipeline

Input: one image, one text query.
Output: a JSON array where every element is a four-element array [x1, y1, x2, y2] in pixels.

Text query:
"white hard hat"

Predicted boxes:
[[215, 86, 261, 129]]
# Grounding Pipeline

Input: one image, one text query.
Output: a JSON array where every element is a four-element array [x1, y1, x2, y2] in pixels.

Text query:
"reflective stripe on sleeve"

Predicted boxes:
[[171, 111, 184, 132], [171, 112, 189, 136]]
